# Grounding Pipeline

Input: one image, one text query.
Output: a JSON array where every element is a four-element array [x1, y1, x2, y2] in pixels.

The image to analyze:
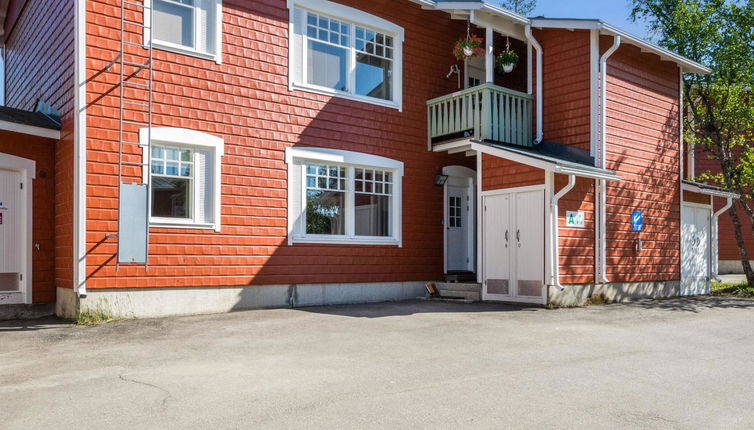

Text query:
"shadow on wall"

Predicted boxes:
[[81, 0, 477, 303], [601, 48, 682, 284]]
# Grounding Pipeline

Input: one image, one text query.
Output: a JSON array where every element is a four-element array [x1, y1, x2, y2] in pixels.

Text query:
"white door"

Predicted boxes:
[[482, 189, 545, 304], [514, 191, 545, 299], [446, 185, 470, 271], [681, 204, 711, 295], [465, 55, 485, 88], [483, 193, 511, 299], [0, 168, 25, 304]]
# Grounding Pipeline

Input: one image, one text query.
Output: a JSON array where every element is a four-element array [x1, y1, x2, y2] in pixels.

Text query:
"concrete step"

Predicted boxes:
[[438, 289, 481, 301], [0, 303, 55, 320], [436, 282, 482, 293]]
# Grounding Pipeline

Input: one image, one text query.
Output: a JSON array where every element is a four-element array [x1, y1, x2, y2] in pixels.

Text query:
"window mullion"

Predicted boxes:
[[348, 24, 356, 95], [346, 166, 355, 237]]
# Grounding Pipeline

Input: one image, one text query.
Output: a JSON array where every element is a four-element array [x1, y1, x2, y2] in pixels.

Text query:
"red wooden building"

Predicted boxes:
[[0, 0, 730, 318]]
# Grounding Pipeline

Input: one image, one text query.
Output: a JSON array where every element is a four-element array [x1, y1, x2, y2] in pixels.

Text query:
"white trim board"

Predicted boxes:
[[74, 0, 87, 297], [0, 120, 60, 139]]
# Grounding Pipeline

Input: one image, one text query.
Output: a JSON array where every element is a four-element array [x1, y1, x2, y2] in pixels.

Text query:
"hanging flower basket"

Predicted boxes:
[[453, 34, 485, 61], [496, 49, 519, 73]]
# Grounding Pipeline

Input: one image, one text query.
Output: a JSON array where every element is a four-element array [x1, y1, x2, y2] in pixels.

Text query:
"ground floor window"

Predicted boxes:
[[141, 127, 224, 231], [286, 147, 403, 246]]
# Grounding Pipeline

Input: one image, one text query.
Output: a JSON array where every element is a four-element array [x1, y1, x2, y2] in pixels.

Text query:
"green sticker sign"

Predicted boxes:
[[565, 211, 585, 228]]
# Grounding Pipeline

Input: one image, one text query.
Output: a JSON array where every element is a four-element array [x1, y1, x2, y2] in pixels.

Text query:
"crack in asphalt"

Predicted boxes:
[[118, 374, 172, 409]]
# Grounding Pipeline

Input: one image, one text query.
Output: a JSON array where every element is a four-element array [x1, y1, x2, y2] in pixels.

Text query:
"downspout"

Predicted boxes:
[[552, 175, 576, 290], [711, 198, 734, 281], [525, 25, 543, 144], [598, 35, 621, 284]]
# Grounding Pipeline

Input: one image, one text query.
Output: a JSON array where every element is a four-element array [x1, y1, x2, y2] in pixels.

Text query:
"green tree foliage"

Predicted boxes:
[[500, 0, 537, 15], [631, 0, 754, 283]]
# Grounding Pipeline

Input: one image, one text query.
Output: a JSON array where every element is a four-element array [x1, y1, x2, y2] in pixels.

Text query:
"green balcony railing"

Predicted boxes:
[[427, 83, 533, 148]]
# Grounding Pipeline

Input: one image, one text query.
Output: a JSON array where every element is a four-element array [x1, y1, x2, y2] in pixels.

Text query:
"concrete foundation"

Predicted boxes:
[[66, 282, 428, 319], [55, 287, 79, 319], [0, 303, 55, 320], [718, 260, 753, 275], [548, 280, 682, 307]]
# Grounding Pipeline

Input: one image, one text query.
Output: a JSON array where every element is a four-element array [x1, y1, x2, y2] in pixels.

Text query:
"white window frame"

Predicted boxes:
[[144, 0, 223, 64], [140, 127, 224, 231], [285, 147, 403, 246], [287, 0, 404, 111]]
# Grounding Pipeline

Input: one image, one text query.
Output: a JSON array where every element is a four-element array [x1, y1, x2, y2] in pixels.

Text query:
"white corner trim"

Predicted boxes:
[[0, 152, 35, 304], [287, 0, 404, 111], [285, 146, 404, 176], [74, 0, 87, 298], [140, 127, 225, 232], [0, 120, 61, 139]]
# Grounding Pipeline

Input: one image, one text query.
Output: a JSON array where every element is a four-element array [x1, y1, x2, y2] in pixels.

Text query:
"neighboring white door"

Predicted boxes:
[[514, 190, 545, 299], [681, 204, 711, 296], [446, 185, 470, 271], [465, 55, 485, 88], [483, 193, 511, 299], [483, 188, 545, 304], [0, 168, 25, 304]]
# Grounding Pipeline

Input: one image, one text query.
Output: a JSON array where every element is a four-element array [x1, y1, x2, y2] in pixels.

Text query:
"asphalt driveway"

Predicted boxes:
[[2, 296, 754, 429]]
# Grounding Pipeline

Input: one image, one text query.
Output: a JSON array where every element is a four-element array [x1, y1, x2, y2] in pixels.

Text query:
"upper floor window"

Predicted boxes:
[[288, 0, 404, 110], [147, 0, 222, 63]]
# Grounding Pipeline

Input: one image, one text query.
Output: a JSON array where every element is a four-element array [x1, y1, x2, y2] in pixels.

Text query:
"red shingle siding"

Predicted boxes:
[[481, 154, 543, 191], [539, 29, 592, 151], [3, 0, 76, 292], [603, 40, 681, 282], [556, 175, 596, 284], [0, 131, 57, 303], [84, 0, 472, 288]]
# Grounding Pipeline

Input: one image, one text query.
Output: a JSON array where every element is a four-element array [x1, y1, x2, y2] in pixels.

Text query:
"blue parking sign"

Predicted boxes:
[[631, 211, 643, 232]]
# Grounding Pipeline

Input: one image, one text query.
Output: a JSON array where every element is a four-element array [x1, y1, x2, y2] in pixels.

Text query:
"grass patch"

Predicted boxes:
[[75, 310, 118, 326], [711, 281, 754, 298]]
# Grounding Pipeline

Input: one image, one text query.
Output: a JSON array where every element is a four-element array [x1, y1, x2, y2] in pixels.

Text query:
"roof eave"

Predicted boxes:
[[529, 18, 711, 75]]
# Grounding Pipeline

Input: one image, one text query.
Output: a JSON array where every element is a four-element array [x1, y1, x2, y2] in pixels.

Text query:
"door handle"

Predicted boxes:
[[516, 229, 521, 247], [504, 229, 509, 247]]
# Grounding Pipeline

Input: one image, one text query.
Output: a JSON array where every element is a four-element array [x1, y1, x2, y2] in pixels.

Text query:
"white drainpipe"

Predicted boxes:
[[597, 35, 621, 284], [525, 25, 543, 144], [711, 197, 734, 281], [552, 175, 576, 290]]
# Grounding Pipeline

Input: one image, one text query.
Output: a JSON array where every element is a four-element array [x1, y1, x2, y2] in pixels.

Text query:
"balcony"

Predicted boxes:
[[427, 83, 533, 148]]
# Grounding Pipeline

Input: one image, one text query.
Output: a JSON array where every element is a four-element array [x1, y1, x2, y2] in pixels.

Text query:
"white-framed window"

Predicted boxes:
[[145, 0, 223, 64], [141, 127, 224, 231], [288, 0, 404, 110], [285, 147, 403, 246]]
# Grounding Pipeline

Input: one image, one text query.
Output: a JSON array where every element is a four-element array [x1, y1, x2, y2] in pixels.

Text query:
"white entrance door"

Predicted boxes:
[[446, 185, 470, 271], [681, 204, 711, 295], [0, 168, 25, 304], [514, 190, 546, 299], [483, 188, 545, 304]]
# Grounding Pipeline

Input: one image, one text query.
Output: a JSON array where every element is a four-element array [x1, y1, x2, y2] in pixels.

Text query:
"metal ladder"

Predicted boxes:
[[115, 0, 154, 270]]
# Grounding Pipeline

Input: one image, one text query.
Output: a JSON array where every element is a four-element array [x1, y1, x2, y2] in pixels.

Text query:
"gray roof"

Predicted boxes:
[[0, 106, 61, 130], [682, 180, 740, 199]]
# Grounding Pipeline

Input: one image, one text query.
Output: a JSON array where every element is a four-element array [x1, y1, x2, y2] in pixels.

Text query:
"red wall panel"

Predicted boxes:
[[4, 0, 76, 293], [83, 0, 474, 288]]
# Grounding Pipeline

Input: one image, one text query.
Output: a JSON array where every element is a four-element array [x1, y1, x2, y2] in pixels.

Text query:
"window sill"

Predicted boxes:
[[291, 235, 400, 247], [290, 82, 401, 111], [152, 41, 221, 64], [150, 219, 219, 232]]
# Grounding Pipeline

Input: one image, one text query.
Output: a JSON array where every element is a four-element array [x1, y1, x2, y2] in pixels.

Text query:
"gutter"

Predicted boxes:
[[551, 175, 576, 290], [524, 25, 543, 144], [711, 198, 734, 281], [596, 35, 620, 285]]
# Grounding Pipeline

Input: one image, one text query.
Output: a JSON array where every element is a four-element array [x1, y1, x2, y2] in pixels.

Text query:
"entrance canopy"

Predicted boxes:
[[434, 139, 621, 182]]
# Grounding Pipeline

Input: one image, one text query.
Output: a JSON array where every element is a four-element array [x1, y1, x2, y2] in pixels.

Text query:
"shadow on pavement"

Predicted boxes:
[[620, 295, 754, 313], [293, 299, 544, 318], [0, 316, 72, 333]]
